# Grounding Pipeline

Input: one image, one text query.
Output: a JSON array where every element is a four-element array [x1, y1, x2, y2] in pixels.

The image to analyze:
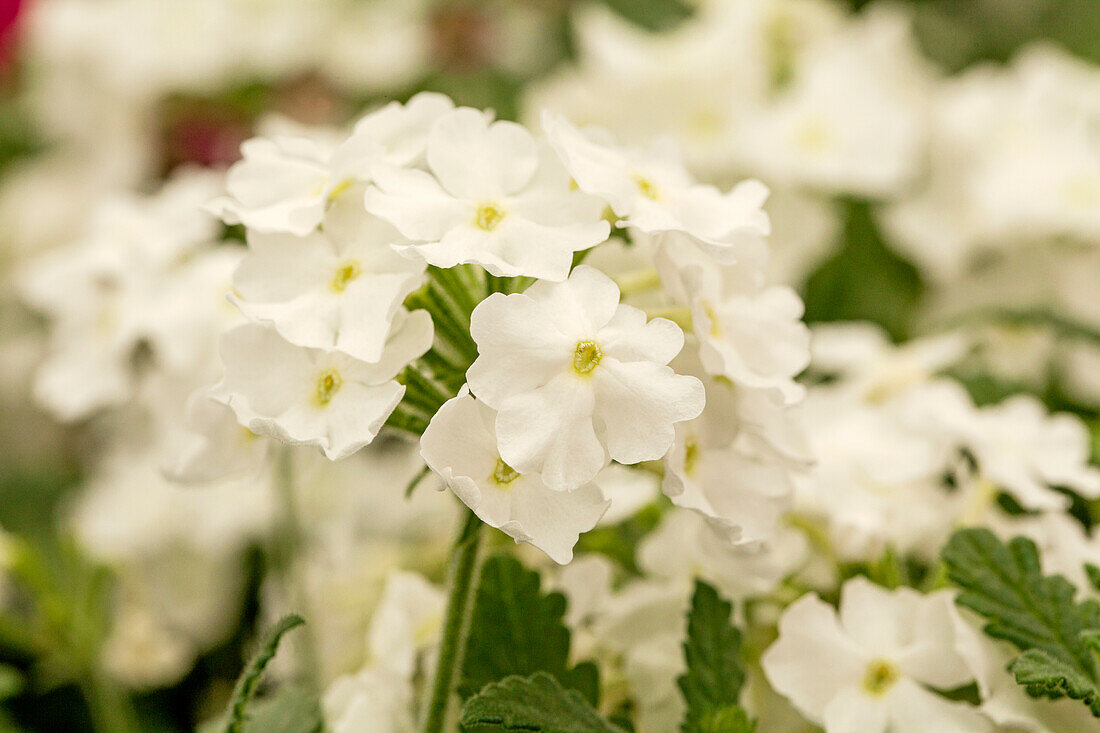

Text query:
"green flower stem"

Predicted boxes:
[[421, 508, 485, 733], [80, 671, 141, 733], [271, 448, 320, 692], [402, 366, 454, 413]]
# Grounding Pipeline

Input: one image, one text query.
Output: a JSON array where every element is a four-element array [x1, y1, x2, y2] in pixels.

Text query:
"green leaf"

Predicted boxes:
[[802, 198, 924, 341], [685, 706, 756, 733], [677, 581, 748, 732], [199, 686, 322, 733], [598, 0, 694, 32], [1086, 563, 1100, 595], [941, 529, 1100, 716], [0, 665, 22, 701], [576, 501, 664, 575], [222, 615, 306, 733], [460, 672, 624, 733], [459, 555, 598, 706]]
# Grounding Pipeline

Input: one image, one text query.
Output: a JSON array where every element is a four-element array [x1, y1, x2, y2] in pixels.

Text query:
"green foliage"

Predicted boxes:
[[597, 0, 694, 32], [199, 686, 321, 733], [222, 615, 307, 733], [802, 199, 924, 341], [942, 528, 1100, 716], [460, 555, 599, 706], [461, 672, 623, 733], [684, 706, 756, 733], [575, 500, 664, 574], [389, 265, 534, 436], [677, 581, 750, 732]]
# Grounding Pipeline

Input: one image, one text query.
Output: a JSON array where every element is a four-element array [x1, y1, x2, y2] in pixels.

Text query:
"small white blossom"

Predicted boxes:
[[230, 203, 425, 363], [212, 313, 431, 460], [367, 571, 445, 679], [663, 374, 798, 546], [681, 263, 811, 402], [467, 265, 704, 491], [323, 666, 415, 733], [421, 390, 609, 564], [365, 107, 609, 280], [211, 93, 455, 236], [762, 577, 990, 733], [959, 395, 1100, 510], [164, 392, 269, 484], [543, 112, 771, 265]]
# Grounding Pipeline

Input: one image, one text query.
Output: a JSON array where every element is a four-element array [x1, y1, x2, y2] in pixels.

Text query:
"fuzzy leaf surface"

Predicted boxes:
[[677, 581, 748, 731], [942, 528, 1100, 716], [460, 555, 598, 705], [461, 672, 623, 733]]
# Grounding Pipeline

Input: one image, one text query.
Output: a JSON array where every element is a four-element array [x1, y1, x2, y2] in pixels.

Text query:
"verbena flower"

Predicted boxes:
[[467, 265, 704, 491], [421, 390, 609, 563], [365, 107, 609, 280]]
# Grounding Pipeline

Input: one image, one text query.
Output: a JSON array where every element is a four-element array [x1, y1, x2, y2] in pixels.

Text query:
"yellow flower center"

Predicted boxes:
[[572, 340, 603, 375], [327, 178, 354, 202], [683, 437, 701, 477], [631, 173, 661, 201], [330, 260, 362, 293], [862, 659, 899, 696], [796, 119, 833, 153], [492, 457, 520, 486], [475, 202, 506, 231], [314, 368, 343, 407]]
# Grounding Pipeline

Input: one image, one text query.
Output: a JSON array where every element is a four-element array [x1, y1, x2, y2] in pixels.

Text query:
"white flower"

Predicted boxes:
[[467, 265, 705, 491], [638, 510, 809, 602], [164, 392, 269, 484], [367, 571, 445, 679], [211, 93, 455, 236], [17, 170, 232, 421], [421, 390, 609, 564], [365, 107, 609, 280], [736, 8, 930, 197], [210, 133, 356, 236], [960, 395, 1100, 511], [683, 264, 811, 402], [795, 383, 962, 561], [231, 204, 425, 363], [662, 354, 807, 545], [212, 314, 431, 460], [542, 112, 771, 265], [323, 666, 415, 733], [762, 578, 991, 733], [349, 92, 459, 170], [100, 605, 194, 690], [810, 322, 969, 404]]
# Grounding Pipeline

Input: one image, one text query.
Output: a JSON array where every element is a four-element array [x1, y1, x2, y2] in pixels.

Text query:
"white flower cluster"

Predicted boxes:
[[797, 322, 1100, 562], [198, 92, 810, 565], [17, 169, 237, 421], [6, 2, 1100, 731]]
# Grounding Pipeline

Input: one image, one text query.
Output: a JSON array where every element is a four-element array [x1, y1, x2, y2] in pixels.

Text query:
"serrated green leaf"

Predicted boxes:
[[685, 706, 756, 733], [677, 581, 748, 732], [941, 529, 1100, 716], [460, 672, 623, 733], [460, 555, 598, 705], [1011, 649, 1100, 712], [222, 615, 306, 733]]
